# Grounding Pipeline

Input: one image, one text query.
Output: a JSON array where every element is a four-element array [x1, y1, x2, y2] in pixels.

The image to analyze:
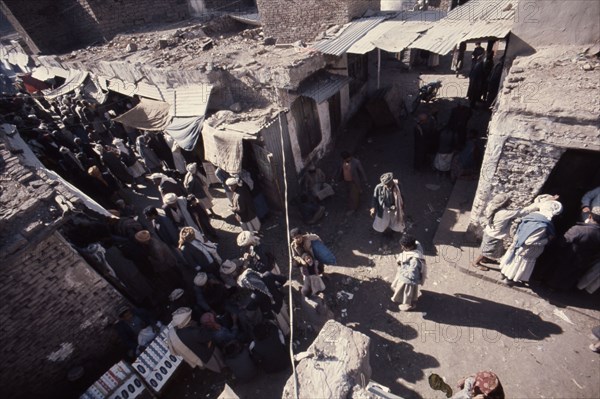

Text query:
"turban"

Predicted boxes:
[[220, 260, 237, 275], [194, 272, 208, 287], [171, 307, 192, 328], [380, 172, 393, 185], [163, 193, 178, 205], [236, 231, 261, 247], [134, 230, 151, 243], [225, 177, 239, 186], [169, 288, 185, 302], [186, 163, 197, 173]]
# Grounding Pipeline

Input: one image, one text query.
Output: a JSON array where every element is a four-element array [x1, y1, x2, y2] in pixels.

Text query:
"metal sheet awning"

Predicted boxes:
[[42, 69, 88, 99], [229, 12, 261, 26], [297, 72, 351, 103], [460, 20, 512, 42], [371, 21, 432, 53], [313, 16, 388, 56], [409, 0, 518, 55], [170, 84, 213, 117], [106, 77, 137, 97], [347, 21, 398, 54], [135, 82, 167, 101]]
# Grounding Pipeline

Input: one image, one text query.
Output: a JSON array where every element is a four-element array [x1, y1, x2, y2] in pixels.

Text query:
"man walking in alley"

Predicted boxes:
[[227, 177, 261, 232], [337, 151, 367, 215]]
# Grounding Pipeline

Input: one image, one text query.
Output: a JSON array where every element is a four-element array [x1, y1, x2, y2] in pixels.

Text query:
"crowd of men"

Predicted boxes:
[[0, 88, 301, 379]]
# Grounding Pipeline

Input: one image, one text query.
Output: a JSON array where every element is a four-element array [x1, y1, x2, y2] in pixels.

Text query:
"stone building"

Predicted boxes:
[[469, 0, 600, 235], [0, 125, 126, 399], [256, 0, 380, 43]]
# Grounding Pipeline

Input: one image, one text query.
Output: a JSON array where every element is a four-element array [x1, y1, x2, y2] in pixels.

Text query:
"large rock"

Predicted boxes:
[[283, 320, 371, 399]]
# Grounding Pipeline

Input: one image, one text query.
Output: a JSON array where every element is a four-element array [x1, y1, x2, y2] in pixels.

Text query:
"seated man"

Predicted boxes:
[[301, 164, 334, 201], [114, 305, 160, 358]]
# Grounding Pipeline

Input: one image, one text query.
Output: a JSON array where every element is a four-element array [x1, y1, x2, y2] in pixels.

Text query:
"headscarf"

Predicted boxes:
[[237, 269, 274, 304], [171, 307, 193, 329], [484, 193, 510, 227], [169, 288, 185, 302], [112, 138, 130, 156]]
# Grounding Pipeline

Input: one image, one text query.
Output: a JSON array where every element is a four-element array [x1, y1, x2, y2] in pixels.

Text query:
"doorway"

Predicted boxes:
[[539, 149, 600, 235]]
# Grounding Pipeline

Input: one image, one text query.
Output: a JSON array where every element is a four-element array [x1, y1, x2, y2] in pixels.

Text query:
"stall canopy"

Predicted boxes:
[[202, 120, 262, 174], [313, 15, 388, 56], [113, 98, 171, 131], [165, 116, 204, 151], [409, 0, 518, 55], [297, 71, 351, 103], [42, 69, 88, 99]]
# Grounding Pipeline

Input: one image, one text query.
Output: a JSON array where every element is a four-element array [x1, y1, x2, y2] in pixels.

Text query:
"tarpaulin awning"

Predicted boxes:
[[113, 98, 171, 131], [82, 77, 108, 104], [19, 74, 50, 94], [297, 72, 351, 103], [202, 123, 259, 174], [165, 116, 204, 151], [42, 69, 88, 99]]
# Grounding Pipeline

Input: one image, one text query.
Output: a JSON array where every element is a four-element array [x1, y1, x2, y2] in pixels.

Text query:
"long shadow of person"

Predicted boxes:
[[418, 291, 563, 340], [324, 273, 437, 398]]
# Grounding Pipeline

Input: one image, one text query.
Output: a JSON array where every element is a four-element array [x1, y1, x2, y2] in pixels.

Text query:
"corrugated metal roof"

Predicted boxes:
[[460, 20, 512, 42], [229, 12, 261, 26], [410, 0, 518, 54], [297, 72, 351, 103], [347, 21, 397, 54], [313, 16, 388, 56], [374, 31, 423, 53], [171, 84, 213, 117], [135, 82, 167, 101], [409, 20, 472, 55], [106, 78, 137, 96]]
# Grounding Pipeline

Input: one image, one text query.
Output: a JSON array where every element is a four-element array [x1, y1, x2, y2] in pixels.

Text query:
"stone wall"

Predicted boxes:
[[0, 232, 124, 399], [256, 0, 379, 43], [0, 0, 189, 54], [468, 47, 600, 233], [84, 0, 189, 39]]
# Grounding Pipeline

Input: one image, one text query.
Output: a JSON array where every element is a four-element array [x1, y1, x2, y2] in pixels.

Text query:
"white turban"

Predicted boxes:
[[194, 272, 208, 287], [163, 193, 178, 205], [186, 162, 197, 174], [171, 307, 192, 328]]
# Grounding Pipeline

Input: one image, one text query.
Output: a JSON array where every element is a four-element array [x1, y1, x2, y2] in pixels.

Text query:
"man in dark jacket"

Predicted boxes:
[[337, 151, 368, 215], [249, 321, 289, 373], [144, 206, 179, 247]]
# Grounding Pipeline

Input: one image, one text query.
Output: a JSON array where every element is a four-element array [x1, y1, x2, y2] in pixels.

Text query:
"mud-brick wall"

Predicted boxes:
[[0, 232, 124, 399], [256, 0, 379, 43]]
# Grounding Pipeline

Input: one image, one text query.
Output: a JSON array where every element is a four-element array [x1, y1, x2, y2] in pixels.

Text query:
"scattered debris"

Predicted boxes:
[[552, 308, 574, 325]]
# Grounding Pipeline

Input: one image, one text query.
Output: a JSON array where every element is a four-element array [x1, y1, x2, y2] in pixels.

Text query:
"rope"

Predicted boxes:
[[277, 111, 298, 399]]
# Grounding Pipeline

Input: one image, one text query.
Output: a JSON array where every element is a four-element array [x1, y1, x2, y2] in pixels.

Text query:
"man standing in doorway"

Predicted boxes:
[[337, 151, 367, 216], [227, 177, 261, 232]]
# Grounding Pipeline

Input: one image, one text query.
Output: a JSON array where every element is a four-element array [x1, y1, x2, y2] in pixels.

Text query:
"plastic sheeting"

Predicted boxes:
[[165, 116, 204, 151], [113, 98, 172, 131]]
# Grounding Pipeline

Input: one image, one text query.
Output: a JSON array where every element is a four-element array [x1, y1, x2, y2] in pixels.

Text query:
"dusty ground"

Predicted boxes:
[[128, 54, 599, 398]]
